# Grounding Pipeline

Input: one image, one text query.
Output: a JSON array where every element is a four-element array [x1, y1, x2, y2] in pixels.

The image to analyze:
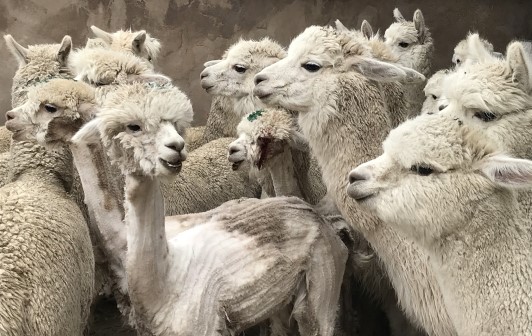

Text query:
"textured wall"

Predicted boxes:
[[1, 0, 531, 125]]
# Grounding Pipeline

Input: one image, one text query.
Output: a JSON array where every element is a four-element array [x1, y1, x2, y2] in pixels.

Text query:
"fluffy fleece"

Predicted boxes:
[[0, 140, 94, 336], [348, 113, 532, 335], [90, 26, 161, 62], [452, 32, 502, 66], [254, 25, 455, 335], [421, 69, 451, 115]]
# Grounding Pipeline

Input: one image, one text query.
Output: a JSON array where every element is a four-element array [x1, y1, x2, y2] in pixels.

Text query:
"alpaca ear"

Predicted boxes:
[[466, 33, 496, 64], [203, 59, 222, 68], [480, 154, 532, 189], [506, 41, 531, 93], [57, 35, 72, 66], [361, 20, 373, 39], [132, 31, 146, 54], [4, 34, 29, 67], [90, 26, 113, 45], [72, 118, 102, 144], [334, 19, 349, 32], [393, 8, 406, 23], [413, 9, 426, 43], [351, 57, 425, 83]]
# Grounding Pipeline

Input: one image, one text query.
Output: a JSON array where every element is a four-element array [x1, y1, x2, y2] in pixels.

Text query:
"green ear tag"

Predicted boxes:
[[247, 109, 264, 122]]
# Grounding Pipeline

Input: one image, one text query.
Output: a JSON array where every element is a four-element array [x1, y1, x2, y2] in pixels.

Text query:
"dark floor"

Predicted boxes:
[[88, 297, 136, 336]]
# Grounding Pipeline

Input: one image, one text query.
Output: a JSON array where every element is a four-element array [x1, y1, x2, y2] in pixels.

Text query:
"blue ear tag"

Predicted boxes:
[[247, 109, 264, 122]]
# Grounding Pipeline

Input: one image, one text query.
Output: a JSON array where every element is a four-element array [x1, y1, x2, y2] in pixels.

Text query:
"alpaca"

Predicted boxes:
[[439, 40, 532, 218], [72, 80, 348, 336], [198, 38, 287, 149], [2, 35, 94, 335], [421, 69, 450, 115], [384, 8, 434, 115], [452, 32, 503, 67], [89, 25, 161, 63], [254, 25, 456, 335], [347, 113, 532, 335]]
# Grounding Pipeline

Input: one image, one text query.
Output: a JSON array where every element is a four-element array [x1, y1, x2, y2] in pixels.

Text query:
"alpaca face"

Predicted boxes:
[[421, 70, 450, 115], [5, 79, 94, 147], [347, 114, 507, 243], [438, 44, 532, 158], [200, 39, 285, 98]]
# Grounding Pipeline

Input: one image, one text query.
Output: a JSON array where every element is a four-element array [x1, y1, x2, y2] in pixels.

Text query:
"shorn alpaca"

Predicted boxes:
[[254, 25, 457, 335], [73, 79, 347, 336], [348, 113, 532, 335]]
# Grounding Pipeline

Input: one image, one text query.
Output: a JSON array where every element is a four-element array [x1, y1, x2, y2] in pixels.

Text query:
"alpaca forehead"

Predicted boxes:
[[27, 43, 61, 59], [225, 40, 284, 65], [384, 23, 418, 43], [288, 26, 340, 58]]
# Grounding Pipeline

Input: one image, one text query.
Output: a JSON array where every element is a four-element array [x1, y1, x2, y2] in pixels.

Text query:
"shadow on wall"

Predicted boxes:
[[0, 0, 530, 125]]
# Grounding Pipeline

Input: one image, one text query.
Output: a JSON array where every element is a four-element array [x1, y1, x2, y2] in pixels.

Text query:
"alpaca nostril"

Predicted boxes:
[[438, 104, 447, 111], [229, 146, 240, 155], [200, 73, 208, 79], [254, 74, 267, 85], [348, 171, 367, 185], [166, 141, 185, 153], [5, 111, 15, 121]]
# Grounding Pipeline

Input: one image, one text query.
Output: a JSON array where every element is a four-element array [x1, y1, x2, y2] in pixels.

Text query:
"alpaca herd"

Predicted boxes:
[[0, 6, 530, 336]]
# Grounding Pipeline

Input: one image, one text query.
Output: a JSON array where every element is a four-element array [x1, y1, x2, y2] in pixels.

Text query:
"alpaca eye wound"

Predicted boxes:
[[410, 164, 433, 176], [44, 104, 57, 113], [233, 64, 247, 73], [474, 111, 497, 122], [127, 124, 141, 133], [398, 42, 409, 48], [302, 62, 321, 72]]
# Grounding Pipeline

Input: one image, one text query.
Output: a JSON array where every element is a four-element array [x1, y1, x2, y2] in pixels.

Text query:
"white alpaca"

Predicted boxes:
[[384, 8, 434, 115], [420, 69, 450, 115], [89, 25, 161, 63], [253, 25, 456, 335], [72, 81, 348, 336], [452, 32, 503, 66], [195, 38, 287, 151], [348, 113, 532, 335]]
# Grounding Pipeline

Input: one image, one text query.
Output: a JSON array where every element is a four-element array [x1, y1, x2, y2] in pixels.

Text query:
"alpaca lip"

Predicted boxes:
[[159, 158, 182, 172], [347, 183, 375, 202]]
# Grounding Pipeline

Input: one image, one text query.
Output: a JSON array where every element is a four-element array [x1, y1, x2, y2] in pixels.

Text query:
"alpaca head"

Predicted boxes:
[[254, 25, 424, 113], [72, 82, 193, 177], [384, 8, 433, 74], [200, 38, 286, 98], [90, 26, 161, 63], [5, 79, 96, 148], [68, 47, 160, 86], [347, 113, 532, 242], [439, 41, 532, 157], [4, 34, 72, 70], [452, 32, 502, 67], [421, 69, 451, 115], [227, 108, 306, 170]]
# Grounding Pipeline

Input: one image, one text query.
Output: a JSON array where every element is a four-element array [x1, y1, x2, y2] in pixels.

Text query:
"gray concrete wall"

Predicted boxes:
[[1, 0, 531, 125]]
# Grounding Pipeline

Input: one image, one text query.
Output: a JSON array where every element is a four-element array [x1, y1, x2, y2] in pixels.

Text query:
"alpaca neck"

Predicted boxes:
[[124, 174, 170, 311], [70, 142, 128, 292], [267, 146, 303, 198], [233, 94, 263, 118]]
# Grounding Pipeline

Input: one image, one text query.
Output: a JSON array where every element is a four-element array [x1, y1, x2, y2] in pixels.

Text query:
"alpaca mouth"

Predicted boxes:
[[231, 160, 243, 171], [159, 158, 182, 173], [347, 183, 376, 202]]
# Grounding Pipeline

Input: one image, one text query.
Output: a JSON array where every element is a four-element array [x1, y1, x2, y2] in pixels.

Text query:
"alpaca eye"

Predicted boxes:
[[44, 104, 57, 113], [431, 94, 437, 100], [302, 62, 321, 72], [127, 124, 141, 132], [148, 56, 153, 62], [411, 165, 433, 176], [233, 65, 247, 73], [456, 58, 461, 64], [399, 42, 409, 48], [474, 111, 497, 122]]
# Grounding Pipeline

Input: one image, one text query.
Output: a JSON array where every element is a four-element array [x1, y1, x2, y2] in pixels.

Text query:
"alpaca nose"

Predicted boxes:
[[254, 74, 267, 85], [348, 170, 368, 185], [200, 72, 208, 79], [228, 145, 240, 156], [438, 104, 447, 111], [165, 140, 185, 153], [5, 110, 15, 121]]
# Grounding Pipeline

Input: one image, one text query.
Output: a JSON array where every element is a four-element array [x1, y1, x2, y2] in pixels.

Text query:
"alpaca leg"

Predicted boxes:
[[294, 225, 348, 336]]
